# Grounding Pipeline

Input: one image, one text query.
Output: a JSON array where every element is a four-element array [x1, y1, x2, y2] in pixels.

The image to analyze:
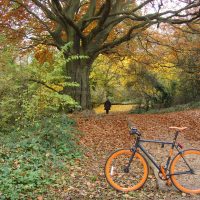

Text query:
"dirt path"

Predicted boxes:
[[65, 110, 200, 200]]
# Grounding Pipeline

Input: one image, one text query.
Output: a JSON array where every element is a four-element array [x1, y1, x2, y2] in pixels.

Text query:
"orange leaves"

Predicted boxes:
[[74, 2, 89, 22], [34, 44, 53, 64], [0, 1, 30, 45], [37, 196, 43, 200], [83, 21, 98, 36], [61, 31, 67, 41], [76, 109, 200, 152], [2, 2, 28, 22], [1, 1, 49, 51]]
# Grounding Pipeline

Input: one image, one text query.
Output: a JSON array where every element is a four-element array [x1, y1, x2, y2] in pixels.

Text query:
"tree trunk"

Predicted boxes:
[[63, 58, 92, 110]]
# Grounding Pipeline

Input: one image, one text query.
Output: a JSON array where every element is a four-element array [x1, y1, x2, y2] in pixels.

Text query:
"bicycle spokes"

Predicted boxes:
[[105, 149, 148, 192], [170, 150, 200, 193]]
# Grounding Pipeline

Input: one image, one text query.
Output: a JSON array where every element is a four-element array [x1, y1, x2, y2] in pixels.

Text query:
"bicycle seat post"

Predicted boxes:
[[174, 131, 179, 141]]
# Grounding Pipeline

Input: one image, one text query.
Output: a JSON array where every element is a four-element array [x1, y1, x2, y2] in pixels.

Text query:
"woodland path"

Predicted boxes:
[[65, 110, 200, 200]]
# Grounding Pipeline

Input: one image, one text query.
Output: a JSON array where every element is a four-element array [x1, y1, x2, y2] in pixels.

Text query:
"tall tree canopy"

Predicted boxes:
[[1, 0, 200, 109]]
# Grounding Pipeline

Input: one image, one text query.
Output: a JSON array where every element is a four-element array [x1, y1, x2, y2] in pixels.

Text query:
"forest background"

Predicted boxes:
[[0, 0, 200, 199]]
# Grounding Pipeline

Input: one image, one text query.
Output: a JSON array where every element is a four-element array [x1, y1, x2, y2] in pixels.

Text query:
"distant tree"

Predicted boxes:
[[172, 26, 200, 103]]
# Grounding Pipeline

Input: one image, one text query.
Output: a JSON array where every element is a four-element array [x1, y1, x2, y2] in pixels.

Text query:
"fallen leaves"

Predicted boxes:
[[37, 196, 43, 200], [66, 109, 200, 199]]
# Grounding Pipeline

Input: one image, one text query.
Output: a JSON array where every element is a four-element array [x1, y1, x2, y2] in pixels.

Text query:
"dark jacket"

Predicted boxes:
[[104, 100, 111, 110]]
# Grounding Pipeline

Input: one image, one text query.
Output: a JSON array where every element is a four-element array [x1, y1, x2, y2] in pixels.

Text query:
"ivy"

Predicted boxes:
[[0, 114, 82, 199]]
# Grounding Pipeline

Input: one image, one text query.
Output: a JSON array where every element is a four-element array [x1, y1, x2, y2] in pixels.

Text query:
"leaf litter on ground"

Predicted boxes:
[[64, 109, 200, 199]]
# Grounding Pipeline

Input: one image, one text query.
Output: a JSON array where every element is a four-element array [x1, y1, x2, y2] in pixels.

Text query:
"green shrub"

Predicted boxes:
[[0, 114, 82, 200], [0, 41, 84, 131]]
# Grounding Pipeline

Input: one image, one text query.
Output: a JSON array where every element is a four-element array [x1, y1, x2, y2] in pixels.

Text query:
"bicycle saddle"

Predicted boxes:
[[169, 126, 188, 131]]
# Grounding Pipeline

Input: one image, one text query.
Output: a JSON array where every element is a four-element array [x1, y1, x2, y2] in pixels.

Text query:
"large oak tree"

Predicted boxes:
[[1, 0, 200, 109]]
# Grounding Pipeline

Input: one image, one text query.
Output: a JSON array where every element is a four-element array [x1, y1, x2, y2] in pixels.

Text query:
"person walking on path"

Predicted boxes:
[[104, 99, 111, 114]]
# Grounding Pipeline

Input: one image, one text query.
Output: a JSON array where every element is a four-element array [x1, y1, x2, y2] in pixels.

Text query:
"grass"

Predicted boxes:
[[130, 101, 200, 114], [94, 101, 200, 115]]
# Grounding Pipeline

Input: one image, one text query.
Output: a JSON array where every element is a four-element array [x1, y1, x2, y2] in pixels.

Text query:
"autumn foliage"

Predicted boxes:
[[1, 0, 200, 108]]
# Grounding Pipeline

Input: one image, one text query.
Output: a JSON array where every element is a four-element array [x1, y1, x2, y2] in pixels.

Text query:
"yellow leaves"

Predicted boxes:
[[51, 84, 63, 92], [94, 104, 135, 114], [91, 54, 130, 88], [152, 60, 175, 69]]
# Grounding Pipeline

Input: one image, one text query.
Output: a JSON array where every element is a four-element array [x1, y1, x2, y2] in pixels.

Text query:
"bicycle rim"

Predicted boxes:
[[105, 149, 148, 192], [170, 149, 200, 194]]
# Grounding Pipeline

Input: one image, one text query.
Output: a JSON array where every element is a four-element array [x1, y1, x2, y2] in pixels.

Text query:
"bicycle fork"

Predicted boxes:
[[124, 148, 137, 173]]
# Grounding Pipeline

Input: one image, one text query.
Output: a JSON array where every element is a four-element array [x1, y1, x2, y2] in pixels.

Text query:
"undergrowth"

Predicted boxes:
[[0, 114, 82, 200], [131, 101, 200, 114]]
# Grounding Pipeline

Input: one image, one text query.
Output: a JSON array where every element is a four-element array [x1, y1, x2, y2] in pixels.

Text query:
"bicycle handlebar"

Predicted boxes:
[[130, 127, 141, 136]]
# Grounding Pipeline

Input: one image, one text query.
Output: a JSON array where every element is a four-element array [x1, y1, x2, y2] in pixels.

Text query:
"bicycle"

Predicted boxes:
[[105, 126, 200, 194]]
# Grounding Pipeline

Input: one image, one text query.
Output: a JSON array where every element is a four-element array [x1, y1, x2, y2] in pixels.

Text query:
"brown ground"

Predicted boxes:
[[64, 109, 200, 200]]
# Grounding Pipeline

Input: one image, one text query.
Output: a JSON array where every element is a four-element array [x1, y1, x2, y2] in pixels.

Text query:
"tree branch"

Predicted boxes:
[[31, 0, 57, 21], [50, 0, 86, 41], [27, 79, 60, 93], [87, 0, 111, 40], [63, 0, 80, 18], [12, 0, 53, 34], [79, 0, 96, 30], [96, 22, 154, 54]]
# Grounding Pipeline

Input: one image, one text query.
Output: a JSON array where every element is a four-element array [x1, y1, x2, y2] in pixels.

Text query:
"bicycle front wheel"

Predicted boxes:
[[170, 149, 200, 194], [105, 149, 148, 192]]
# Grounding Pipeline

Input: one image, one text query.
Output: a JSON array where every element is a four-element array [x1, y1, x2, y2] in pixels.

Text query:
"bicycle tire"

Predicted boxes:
[[170, 149, 200, 194], [105, 149, 149, 192]]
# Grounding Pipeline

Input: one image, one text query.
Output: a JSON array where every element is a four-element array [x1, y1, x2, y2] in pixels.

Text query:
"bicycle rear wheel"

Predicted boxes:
[[105, 149, 148, 192], [170, 149, 200, 194]]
